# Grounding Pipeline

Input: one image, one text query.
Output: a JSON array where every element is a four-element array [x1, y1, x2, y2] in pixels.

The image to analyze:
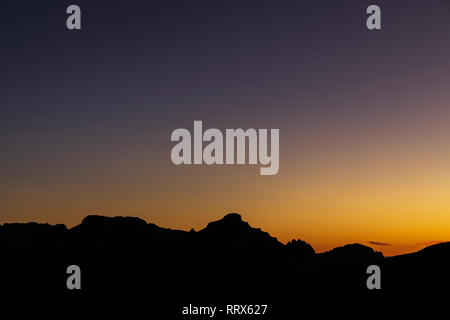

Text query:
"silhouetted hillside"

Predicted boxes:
[[0, 213, 447, 301], [319, 243, 383, 264], [382, 241, 450, 292]]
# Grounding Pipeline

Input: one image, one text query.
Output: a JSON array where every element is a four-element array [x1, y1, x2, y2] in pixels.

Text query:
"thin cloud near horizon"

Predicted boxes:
[[368, 241, 390, 246]]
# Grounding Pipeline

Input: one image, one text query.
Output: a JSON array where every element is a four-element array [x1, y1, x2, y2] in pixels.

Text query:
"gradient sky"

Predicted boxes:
[[1, 0, 450, 256]]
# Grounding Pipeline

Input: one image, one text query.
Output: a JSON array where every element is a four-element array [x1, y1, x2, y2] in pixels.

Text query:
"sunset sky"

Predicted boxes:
[[1, 0, 450, 256]]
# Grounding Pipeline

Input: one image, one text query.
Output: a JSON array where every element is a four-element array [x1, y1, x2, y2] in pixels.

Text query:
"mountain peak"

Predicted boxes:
[[202, 213, 249, 233], [81, 215, 147, 226], [74, 215, 147, 234], [320, 243, 383, 262], [222, 213, 242, 222]]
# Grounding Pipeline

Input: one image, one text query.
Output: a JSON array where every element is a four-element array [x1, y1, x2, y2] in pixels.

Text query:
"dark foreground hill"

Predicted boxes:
[[0, 213, 448, 302]]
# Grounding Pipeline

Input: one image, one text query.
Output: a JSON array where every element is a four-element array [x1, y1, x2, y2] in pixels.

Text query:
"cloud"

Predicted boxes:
[[368, 241, 390, 246]]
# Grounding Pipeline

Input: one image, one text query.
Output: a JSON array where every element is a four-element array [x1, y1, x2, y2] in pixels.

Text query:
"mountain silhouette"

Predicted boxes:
[[319, 243, 383, 263], [0, 213, 448, 302]]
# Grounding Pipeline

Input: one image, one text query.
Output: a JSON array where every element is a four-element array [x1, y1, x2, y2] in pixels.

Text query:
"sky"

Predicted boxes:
[[1, 0, 450, 256]]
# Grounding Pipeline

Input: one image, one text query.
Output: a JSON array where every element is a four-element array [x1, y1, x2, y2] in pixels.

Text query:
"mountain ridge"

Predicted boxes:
[[0, 212, 448, 297], [3, 212, 446, 257]]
